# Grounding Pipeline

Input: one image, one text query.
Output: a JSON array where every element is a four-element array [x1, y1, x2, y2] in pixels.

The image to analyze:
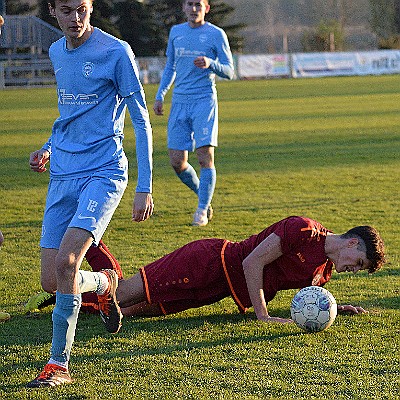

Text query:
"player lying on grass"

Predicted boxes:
[[28, 216, 386, 322], [115, 216, 385, 322]]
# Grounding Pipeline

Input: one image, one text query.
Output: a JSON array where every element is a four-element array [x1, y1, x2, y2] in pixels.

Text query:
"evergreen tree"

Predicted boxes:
[[5, 0, 35, 14], [36, 0, 244, 55], [114, 0, 164, 56], [369, 0, 400, 48]]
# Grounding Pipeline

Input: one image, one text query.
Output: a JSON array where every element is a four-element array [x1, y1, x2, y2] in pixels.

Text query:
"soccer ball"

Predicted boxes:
[[290, 286, 337, 333]]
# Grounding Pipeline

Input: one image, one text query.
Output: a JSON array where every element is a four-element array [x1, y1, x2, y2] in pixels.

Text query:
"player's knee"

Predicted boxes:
[[196, 147, 214, 169], [198, 159, 214, 169], [170, 159, 186, 173], [54, 254, 77, 282]]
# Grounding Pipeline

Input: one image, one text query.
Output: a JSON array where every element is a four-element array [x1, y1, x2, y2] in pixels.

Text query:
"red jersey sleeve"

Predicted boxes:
[[273, 216, 330, 254]]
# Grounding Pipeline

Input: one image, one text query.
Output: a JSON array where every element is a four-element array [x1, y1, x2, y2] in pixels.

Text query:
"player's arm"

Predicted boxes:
[[242, 233, 292, 324], [194, 31, 234, 80], [153, 31, 176, 115], [125, 91, 154, 222]]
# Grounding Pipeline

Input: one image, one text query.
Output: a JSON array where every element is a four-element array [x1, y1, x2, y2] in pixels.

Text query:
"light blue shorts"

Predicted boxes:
[[167, 95, 218, 151], [40, 169, 127, 249]]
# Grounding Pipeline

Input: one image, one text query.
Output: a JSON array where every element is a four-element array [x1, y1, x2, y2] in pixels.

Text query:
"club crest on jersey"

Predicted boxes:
[[82, 62, 94, 78], [199, 34, 207, 43]]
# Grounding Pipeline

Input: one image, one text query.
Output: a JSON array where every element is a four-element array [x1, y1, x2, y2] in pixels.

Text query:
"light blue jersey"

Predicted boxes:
[[45, 28, 152, 193], [156, 22, 234, 102]]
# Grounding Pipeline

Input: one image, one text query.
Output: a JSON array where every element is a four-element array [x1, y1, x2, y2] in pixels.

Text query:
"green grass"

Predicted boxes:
[[0, 75, 399, 399]]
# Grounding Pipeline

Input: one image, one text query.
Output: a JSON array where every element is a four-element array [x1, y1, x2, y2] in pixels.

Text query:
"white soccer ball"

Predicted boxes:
[[290, 286, 337, 333]]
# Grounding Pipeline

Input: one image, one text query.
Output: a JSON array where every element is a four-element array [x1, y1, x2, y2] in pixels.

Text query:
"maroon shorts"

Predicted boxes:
[[140, 239, 231, 315]]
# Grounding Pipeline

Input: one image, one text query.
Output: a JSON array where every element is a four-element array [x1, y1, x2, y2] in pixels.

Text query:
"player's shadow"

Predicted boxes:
[[85, 309, 301, 363], [0, 307, 299, 387]]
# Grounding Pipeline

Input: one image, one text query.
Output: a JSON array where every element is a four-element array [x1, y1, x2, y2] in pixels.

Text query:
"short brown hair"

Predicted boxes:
[[49, 0, 93, 7], [182, 0, 209, 4], [342, 226, 386, 273]]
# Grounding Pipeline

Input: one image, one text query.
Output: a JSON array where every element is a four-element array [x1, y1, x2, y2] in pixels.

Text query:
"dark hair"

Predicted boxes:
[[49, 0, 93, 7], [342, 226, 386, 273], [182, 0, 209, 4]]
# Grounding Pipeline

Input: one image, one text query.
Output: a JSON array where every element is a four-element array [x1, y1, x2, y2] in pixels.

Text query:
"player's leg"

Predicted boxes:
[[193, 145, 215, 226], [28, 250, 119, 387], [27, 175, 126, 388], [169, 149, 200, 194], [192, 96, 218, 226], [26, 240, 123, 314], [86, 240, 123, 278], [67, 174, 126, 334], [167, 102, 202, 205], [116, 272, 146, 308], [80, 240, 123, 314], [27, 230, 92, 388]]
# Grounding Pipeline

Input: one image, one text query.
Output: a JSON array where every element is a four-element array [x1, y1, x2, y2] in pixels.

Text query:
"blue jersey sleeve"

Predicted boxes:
[[115, 42, 143, 97], [155, 28, 177, 101], [115, 42, 153, 192], [208, 30, 234, 80], [125, 91, 153, 193]]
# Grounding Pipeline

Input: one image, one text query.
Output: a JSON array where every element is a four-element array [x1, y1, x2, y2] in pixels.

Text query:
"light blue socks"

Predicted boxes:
[[177, 164, 199, 195], [198, 167, 216, 210], [49, 292, 81, 368], [177, 165, 216, 210]]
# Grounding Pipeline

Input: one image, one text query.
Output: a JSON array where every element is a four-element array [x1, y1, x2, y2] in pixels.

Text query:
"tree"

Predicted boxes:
[[5, 0, 35, 14], [114, 0, 164, 56], [369, 0, 400, 48], [36, 0, 244, 56], [302, 19, 345, 52]]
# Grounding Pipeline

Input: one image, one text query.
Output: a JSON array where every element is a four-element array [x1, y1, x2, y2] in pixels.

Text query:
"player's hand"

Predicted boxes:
[[153, 100, 164, 116], [132, 192, 154, 222], [194, 56, 211, 69], [337, 304, 368, 315], [29, 149, 50, 173], [259, 315, 294, 324]]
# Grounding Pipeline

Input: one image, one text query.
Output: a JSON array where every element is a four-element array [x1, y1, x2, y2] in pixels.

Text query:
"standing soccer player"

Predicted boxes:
[[153, 0, 234, 226], [27, 0, 154, 388]]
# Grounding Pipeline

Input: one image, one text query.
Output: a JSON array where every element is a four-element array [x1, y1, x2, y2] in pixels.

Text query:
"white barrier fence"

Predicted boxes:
[[1, 49, 400, 88]]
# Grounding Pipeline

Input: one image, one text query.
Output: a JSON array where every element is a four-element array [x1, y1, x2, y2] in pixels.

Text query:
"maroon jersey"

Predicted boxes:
[[223, 216, 333, 312], [141, 216, 333, 315]]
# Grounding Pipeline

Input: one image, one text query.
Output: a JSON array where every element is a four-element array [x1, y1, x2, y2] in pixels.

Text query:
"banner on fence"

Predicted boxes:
[[237, 54, 290, 79], [292, 50, 400, 78], [136, 57, 166, 84]]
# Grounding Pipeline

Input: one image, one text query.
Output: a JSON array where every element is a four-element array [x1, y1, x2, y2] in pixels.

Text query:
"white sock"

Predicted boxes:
[[48, 358, 68, 370], [78, 270, 109, 295]]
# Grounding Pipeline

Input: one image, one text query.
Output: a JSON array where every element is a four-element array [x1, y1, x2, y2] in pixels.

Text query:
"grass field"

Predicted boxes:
[[0, 75, 399, 399]]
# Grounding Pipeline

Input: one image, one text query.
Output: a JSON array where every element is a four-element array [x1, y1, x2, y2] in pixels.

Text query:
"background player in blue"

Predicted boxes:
[[26, 0, 154, 388], [153, 0, 234, 226]]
